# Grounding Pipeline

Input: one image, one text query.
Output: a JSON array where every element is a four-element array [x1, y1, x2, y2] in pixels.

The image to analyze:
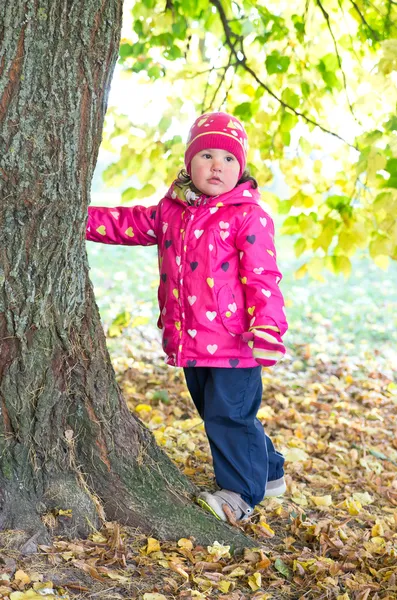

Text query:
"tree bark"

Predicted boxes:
[[0, 1, 253, 548]]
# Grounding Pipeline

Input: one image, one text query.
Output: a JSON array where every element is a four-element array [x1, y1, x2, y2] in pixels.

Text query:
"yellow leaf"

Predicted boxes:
[[258, 521, 275, 536], [99, 568, 129, 583], [90, 533, 107, 543], [342, 497, 362, 515], [372, 522, 384, 537], [284, 448, 309, 462], [373, 253, 390, 269], [143, 594, 168, 600], [14, 571, 31, 585], [32, 582, 54, 592], [146, 537, 161, 554], [218, 580, 231, 593], [207, 541, 230, 559], [178, 538, 193, 550], [130, 315, 150, 328], [158, 560, 169, 569], [352, 492, 374, 506], [248, 572, 262, 591], [169, 561, 189, 580], [257, 406, 274, 420], [135, 404, 152, 413], [370, 536, 386, 547], [10, 592, 55, 600], [229, 567, 246, 577], [294, 263, 307, 279], [291, 493, 308, 506], [311, 495, 333, 507], [61, 552, 74, 561]]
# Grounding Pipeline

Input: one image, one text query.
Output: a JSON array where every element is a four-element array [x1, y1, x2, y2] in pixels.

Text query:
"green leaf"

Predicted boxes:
[[281, 88, 300, 109], [330, 255, 352, 277], [301, 82, 310, 97], [291, 14, 305, 42], [122, 187, 138, 202], [281, 216, 300, 235], [278, 200, 292, 214], [313, 221, 337, 252], [158, 116, 172, 133], [294, 238, 306, 257], [119, 43, 135, 59], [326, 195, 351, 212], [280, 111, 298, 133], [234, 102, 253, 120], [266, 51, 290, 75], [274, 558, 292, 579], [136, 184, 156, 199], [112, 311, 131, 327]]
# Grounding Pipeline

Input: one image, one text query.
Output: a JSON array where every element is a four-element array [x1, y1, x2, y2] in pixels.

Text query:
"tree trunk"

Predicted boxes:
[[0, 1, 253, 549]]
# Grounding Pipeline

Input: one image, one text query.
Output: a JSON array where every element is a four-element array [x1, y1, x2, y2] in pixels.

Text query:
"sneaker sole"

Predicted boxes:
[[264, 480, 287, 498], [197, 497, 223, 521]]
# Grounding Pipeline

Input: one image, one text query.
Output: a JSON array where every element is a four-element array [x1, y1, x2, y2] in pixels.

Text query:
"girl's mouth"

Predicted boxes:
[[208, 177, 222, 183]]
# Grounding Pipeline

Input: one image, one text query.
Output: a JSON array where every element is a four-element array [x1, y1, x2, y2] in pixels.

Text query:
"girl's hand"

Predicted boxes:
[[250, 328, 286, 367]]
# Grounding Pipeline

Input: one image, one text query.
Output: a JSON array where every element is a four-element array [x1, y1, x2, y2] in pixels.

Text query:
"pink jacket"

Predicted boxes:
[[86, 181, 288, 368]]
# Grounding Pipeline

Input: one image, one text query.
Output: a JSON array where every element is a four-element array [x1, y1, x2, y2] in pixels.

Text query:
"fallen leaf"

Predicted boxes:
[[178, 538, 193, 550], [14, 570, 31, 586], [274, 558, 292, 580], [146, 537, 161, 554], [311, 495, 333, 507], [218, 580, 231, 593], [284, 448, 309, 462], [207, 542, 230, 560], [248, 572, 262, 591]]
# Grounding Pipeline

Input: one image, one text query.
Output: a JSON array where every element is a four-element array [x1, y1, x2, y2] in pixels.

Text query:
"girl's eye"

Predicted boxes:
[[203, 153, 211, 159], [225, 156, 234, 162]]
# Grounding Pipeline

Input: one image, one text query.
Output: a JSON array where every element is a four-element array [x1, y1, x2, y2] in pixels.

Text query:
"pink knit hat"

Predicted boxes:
[[184, 112, 248, 179]]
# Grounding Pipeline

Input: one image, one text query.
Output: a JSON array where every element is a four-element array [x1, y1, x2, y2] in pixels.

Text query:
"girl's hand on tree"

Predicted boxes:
[[249, 327, 286, 367]]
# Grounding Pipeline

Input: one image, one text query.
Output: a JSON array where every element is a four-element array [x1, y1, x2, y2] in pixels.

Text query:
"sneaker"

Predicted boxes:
[[264, 476, 286, 497], [197, 489, 253, 522]]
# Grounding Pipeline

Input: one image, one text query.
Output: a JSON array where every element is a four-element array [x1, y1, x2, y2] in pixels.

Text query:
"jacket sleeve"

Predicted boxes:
[[236, 207, 288, 336], [86, 205, 159, 246]]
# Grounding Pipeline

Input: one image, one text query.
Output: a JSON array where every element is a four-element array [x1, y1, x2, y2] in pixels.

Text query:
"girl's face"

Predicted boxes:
[[190, 148, 240, 196]]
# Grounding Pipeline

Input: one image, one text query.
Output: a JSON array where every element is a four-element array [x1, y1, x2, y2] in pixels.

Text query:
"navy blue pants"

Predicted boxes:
[[184, 366, 284, 507]]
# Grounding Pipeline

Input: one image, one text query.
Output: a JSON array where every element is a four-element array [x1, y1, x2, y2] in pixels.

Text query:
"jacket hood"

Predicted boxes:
[[166, 180, 261, 207]]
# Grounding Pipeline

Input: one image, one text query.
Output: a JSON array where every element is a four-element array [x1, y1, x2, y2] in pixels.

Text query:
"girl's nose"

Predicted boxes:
[[211, 161, 222, 171]]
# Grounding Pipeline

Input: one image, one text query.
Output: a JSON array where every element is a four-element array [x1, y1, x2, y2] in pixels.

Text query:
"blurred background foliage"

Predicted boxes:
[[98, 0, 397, 279], [88, 0, 397, 363]]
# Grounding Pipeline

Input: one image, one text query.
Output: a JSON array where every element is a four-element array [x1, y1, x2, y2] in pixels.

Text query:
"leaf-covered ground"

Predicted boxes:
[[1, 240, 396, 599], [1, 335, 396, 600]]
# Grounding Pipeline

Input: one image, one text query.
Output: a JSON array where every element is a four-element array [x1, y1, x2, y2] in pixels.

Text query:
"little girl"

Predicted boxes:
[[87, 112, 288, 522]]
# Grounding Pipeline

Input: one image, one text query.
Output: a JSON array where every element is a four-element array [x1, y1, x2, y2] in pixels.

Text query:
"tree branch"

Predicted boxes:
[[349, 0, 380, 40], [316, 0, 359, 122], [205, 52, 233, 111], [210, 0, 358, 149]]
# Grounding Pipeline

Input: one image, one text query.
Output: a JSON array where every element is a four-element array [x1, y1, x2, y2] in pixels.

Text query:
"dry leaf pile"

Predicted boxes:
[[0, 343, 396, 599]]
